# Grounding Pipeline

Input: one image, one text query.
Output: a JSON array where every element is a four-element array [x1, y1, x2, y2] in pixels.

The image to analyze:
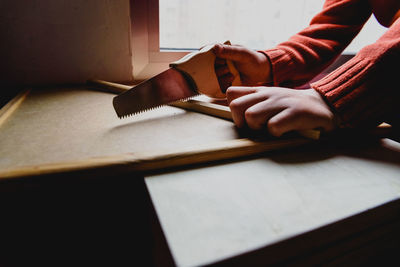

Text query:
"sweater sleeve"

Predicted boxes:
[[262, 0, 371, 88], [312, 17, 400, 128]]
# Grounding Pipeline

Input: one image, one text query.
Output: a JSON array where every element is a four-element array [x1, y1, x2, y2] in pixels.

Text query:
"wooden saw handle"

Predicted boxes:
[[170, 41, 241, 99]]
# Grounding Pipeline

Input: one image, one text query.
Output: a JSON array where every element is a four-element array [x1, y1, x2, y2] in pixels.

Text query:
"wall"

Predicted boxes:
[[0, 0, 133, 87]]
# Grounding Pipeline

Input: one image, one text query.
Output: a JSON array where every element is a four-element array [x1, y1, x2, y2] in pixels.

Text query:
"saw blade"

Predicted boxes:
[[113, 68, 198, 118]]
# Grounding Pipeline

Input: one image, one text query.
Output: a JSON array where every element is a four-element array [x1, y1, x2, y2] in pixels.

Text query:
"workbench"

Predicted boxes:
[[146, 135, 400, 266], [0, 86, 399, 266]]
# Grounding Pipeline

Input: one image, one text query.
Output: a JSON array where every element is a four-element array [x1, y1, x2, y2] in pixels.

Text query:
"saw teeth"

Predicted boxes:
[[116, 104, 167, 119], [116, 93, 200, 119]]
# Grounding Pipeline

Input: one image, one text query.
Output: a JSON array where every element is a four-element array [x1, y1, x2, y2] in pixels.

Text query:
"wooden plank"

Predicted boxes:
[[168, 100, 232, 120], [87, 79, 132, 94]]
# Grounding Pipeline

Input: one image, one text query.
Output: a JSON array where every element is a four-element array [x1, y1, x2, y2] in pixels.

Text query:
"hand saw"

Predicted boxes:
[[112, 43, 241, 118]]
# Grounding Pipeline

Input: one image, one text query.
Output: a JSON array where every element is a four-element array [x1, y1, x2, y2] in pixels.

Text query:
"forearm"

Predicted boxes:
[[312, 17, 400, 128], [263, 0, 371, 88]]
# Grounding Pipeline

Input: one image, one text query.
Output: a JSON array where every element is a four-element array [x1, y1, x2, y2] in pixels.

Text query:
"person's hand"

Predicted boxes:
[[227, 86, 337, 136], [213, 43, 272, 90]]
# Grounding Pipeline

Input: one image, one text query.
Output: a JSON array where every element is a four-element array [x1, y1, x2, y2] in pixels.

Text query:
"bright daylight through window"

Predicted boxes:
[[159, 0, 386, 53]]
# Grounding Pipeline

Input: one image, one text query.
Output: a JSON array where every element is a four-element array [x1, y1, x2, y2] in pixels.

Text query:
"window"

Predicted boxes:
[[159, 0, 324, 50], [131, 0, 386, 81], [131, 0, 186, 81]]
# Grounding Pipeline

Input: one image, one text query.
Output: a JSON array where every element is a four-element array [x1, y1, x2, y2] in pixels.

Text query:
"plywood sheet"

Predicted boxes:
[[0, 87, 240, 173]]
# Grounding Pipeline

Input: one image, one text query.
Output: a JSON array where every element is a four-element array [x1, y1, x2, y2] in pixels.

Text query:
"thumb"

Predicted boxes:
[[213, 44, 247, 62]]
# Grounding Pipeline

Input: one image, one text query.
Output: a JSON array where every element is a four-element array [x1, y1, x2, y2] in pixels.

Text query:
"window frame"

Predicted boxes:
[[130, 0, 367, 82], [130, 0, 188, 81]]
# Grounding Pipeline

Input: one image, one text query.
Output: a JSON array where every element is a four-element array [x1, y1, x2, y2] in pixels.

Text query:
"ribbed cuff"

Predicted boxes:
[[311, 56, 373, 127], [261, 48, 295, 86]]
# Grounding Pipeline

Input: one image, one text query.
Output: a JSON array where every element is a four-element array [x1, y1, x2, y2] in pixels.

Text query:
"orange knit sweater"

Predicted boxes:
[[263, 0, 400, 128]]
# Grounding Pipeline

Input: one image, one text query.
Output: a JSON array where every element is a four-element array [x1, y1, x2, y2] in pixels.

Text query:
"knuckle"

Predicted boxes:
[[244, 108, 257, 120], [231, 112, 245, 128], [267, 120, 282, 137], [293, 104, 306, 115], [244, 109, 263, 130], [226, 86, 235, 96], [228, 99, 242, 111], [285, 107, 300, 119]]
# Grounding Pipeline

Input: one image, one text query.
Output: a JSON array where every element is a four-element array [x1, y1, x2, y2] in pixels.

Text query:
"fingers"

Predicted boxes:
[[213, 43, 247, 62], [245, 100, 284, 130], [214, 57, 226, 66], [267, 109, 324, 137], [226, 86, 258, 104], [226, 87, 336, 136], [267, 104, 335, 137], [215, 63, 230, 76], [217, 73, 234, 93], [227, 88, 267, 128], [267, 109, 299, 137], [215, 58, 234, 93]]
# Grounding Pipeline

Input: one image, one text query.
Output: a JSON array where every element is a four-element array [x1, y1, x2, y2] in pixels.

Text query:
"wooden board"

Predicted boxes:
[[0, 86, 313, 179], [146, 137, 400, 266]]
